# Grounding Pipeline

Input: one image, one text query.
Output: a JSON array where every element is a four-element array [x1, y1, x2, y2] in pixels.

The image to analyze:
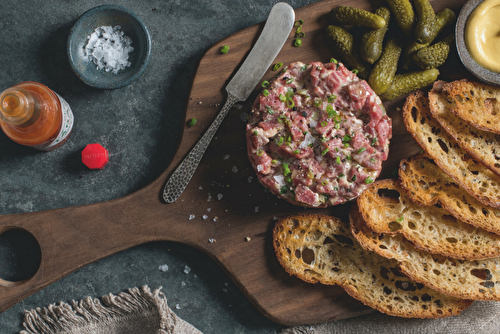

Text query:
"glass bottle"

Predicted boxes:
[[0, 81, 74, 151]]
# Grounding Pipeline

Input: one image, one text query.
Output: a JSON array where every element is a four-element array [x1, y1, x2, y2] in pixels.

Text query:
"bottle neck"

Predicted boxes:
[[0, 87, 40, 127]]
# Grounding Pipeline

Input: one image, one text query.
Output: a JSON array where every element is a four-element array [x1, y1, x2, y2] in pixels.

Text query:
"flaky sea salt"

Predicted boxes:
[[183, 265, 191, 274], [84, 25, 134, 74], [188, 214, 195, 221], [158, 264, 169, 272], [232, 166, 238, 173], [217, 193, 223, 200]]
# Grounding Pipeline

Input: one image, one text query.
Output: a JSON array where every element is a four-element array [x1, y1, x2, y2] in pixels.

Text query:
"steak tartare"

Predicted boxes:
[[246, 61, 392, 207]]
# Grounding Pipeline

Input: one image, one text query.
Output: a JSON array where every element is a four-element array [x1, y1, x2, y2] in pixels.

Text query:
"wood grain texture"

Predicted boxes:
[[0, 0, 470, 326]]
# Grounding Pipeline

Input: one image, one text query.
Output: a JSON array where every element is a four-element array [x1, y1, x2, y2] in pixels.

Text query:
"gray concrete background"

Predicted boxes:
[[0, 0, 318, 333]]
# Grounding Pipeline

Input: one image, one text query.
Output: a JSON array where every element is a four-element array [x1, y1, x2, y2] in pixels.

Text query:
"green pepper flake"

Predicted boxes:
[[358, 147, 366, 154], [266, 106, 274, 114], [396, 217, 404, 222], [286, 134, 292, 142], [280, 185, 288, 194], [188, 118, 197, 127], [352, 69, 358, 74], [293, 149, 300, 154], [364, 176, 374, 184], [295, 19, 304, 26], [220, 45, 229, 54], [279, 94, 286, 102], [277, 136, 284, 145], [330, 58, 338, 63], [283, 163, 291, 176], [262, 89, 270, 97], [273, 62, 283, 71], [336, 156, 341, 164], [286, 78, 293, 84], [322, 148, 329, 156], [294, 38, 302, 47], [343, 134, 351, 142], [261, 80, 269, 88]]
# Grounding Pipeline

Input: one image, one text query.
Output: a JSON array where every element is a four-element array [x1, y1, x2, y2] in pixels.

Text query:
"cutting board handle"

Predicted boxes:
[[0, 186, 190, 313]]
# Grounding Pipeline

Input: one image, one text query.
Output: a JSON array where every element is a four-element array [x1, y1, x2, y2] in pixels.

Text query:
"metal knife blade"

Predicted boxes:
[[163, 2, 295, 203]]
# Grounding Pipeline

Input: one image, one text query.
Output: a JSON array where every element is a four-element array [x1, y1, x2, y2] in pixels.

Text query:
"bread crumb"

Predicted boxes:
[[245, 237, 251, 242]]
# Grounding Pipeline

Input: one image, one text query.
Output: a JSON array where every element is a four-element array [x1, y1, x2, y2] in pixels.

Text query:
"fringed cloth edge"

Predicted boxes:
[[20, 286, 182, 334]]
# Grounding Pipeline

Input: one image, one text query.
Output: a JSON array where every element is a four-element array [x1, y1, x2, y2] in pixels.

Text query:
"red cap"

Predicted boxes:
[[82, 143, 109, 169]]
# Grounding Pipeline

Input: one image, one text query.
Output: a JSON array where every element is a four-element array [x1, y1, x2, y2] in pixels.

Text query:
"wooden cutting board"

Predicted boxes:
[[0, 0, 473, 326]]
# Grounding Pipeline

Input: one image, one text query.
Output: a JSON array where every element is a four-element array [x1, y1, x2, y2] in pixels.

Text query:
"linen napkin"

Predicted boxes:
[[20, 286, 202, 334], [280, 300, 500, 334]]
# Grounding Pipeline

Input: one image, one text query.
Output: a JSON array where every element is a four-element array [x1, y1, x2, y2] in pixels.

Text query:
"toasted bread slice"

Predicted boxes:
[[356, 178, 500, 260], [441, 79, 500, 134], [428, 81, 500, 176], [399, 154, 500, 236], [402, 90, 500, 208], [273, 214, 472, 318], [350, 205, 500, 301]]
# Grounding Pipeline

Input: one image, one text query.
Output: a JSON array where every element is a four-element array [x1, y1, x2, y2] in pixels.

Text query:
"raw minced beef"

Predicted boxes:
[[246, 61, 392, 207]]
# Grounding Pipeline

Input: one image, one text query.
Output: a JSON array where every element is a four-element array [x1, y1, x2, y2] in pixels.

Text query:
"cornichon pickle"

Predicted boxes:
[[386, 0, 415, 36], [413, 34, 454, 70], [368, 38, 402, 95], [414, 0, 438, 44], [328, 6, 386, 29], [400, 8, 456, 70], [360, 7, 391, 64], [326, 25, 370, 79], [380, 68, 439, 100]]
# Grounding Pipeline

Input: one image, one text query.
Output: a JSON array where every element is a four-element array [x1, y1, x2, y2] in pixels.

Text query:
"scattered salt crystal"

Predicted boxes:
[[232, 166, 238, 173], [202, 214, 208, 220], [84, 26, 134, 74], [194, 274, 198, 278], [257, 165, 263, 172], [273, 217, 278, 220], [158, 264, 169, 272], [236, 104, 243, 109], [209, 238, 216, 243], [273, 174, 285, 186], [207, 208, 211, 212], [188, 214, 195, 221], [239, 112, 248, 122], [213, 217, 218, 222], [199, 186, 203, 190], [223, 154, 230, 160], [183, 265, 191, 274], [223, 288, 228, 293], [224, 282, 228, 287], [217, 193, 223, 200], [175, 304, 181, 309], [181, 281, 186, 286], [207, 194, 212, 202], [248, 176, 253, 183]]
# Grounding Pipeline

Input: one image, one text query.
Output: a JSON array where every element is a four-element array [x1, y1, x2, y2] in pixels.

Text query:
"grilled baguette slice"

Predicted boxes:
[[399, 154, 500, 236], [350, 205, 500, 301], [428, 81, 500, 176], [273, 214, 471, 318], [402, 90, 500, 208], [440, 79, 500, 134], [356, 178, 500, 260]]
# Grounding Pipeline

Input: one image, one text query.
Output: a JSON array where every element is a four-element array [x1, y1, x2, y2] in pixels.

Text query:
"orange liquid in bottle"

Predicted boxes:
[[0, 81, 72, 150]]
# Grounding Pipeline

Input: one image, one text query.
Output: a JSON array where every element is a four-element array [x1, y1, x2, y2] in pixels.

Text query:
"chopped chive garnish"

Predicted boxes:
[[220, 45, 229, 54], [297, 32, 305, 38], [266, 106, 274, 114], [280, 186, 288, 194], [263, 89, 269, 97], [300, 65, 307, 71], [352, 69, 358, 74], [364, 176, 374, 184], [261, 81, 269, 88], [336, 156, 341, 164], [188, 118, 197, 127], [320, 121, 328, 127], [273, 63, 283, 71], [253, 130, 258, 135], [334, 186, 339, 191], [256, 150, 264, 156], [396, 217, 404, 222], [343, 134, 351, 142], [314, 99, 321, 107], [277, 137, 284, 145], [295, 19, 304, 26], [330, 58, 338, 63], [279, 94, 286, 102], [296, 25, 302, 34], [352, 175, 357, 181], [283, 163, 291, 176], [327, 105, 336, 118], [286, 78, 293, 84], [271, 159, 277, 165], [294, 38, 302, 47], [339, 174, 345, 178], [322, 148, 329, 155], [322, 180, 328, 185], [286, 99, 295, 108], [293, 149, 300, 154], [335, 123, 340, 129], [328, 95, 336, 103], [358, 147, 366, 153]]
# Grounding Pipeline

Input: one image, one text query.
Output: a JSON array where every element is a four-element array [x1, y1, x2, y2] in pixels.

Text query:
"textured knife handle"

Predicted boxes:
[[163, 94, 239, 203]]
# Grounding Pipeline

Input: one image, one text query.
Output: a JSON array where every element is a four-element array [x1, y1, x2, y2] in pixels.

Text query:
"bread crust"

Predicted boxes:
[[399, 154, 500, 236], [402, 90, 500, 208], [350, 205, 500, 301], [428, 81, 500, 177], [442, 79, 500, 134], [356, 178, 500, 260], [273, 214, 472, 318]]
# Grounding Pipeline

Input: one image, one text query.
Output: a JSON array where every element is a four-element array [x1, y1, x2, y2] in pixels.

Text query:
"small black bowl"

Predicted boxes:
[[67, 5, 151, 89], [456, 0, 500, 86]]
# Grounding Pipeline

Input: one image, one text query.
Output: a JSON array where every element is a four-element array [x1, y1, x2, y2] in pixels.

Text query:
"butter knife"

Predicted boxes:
[[163, 2, 295, 203]]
